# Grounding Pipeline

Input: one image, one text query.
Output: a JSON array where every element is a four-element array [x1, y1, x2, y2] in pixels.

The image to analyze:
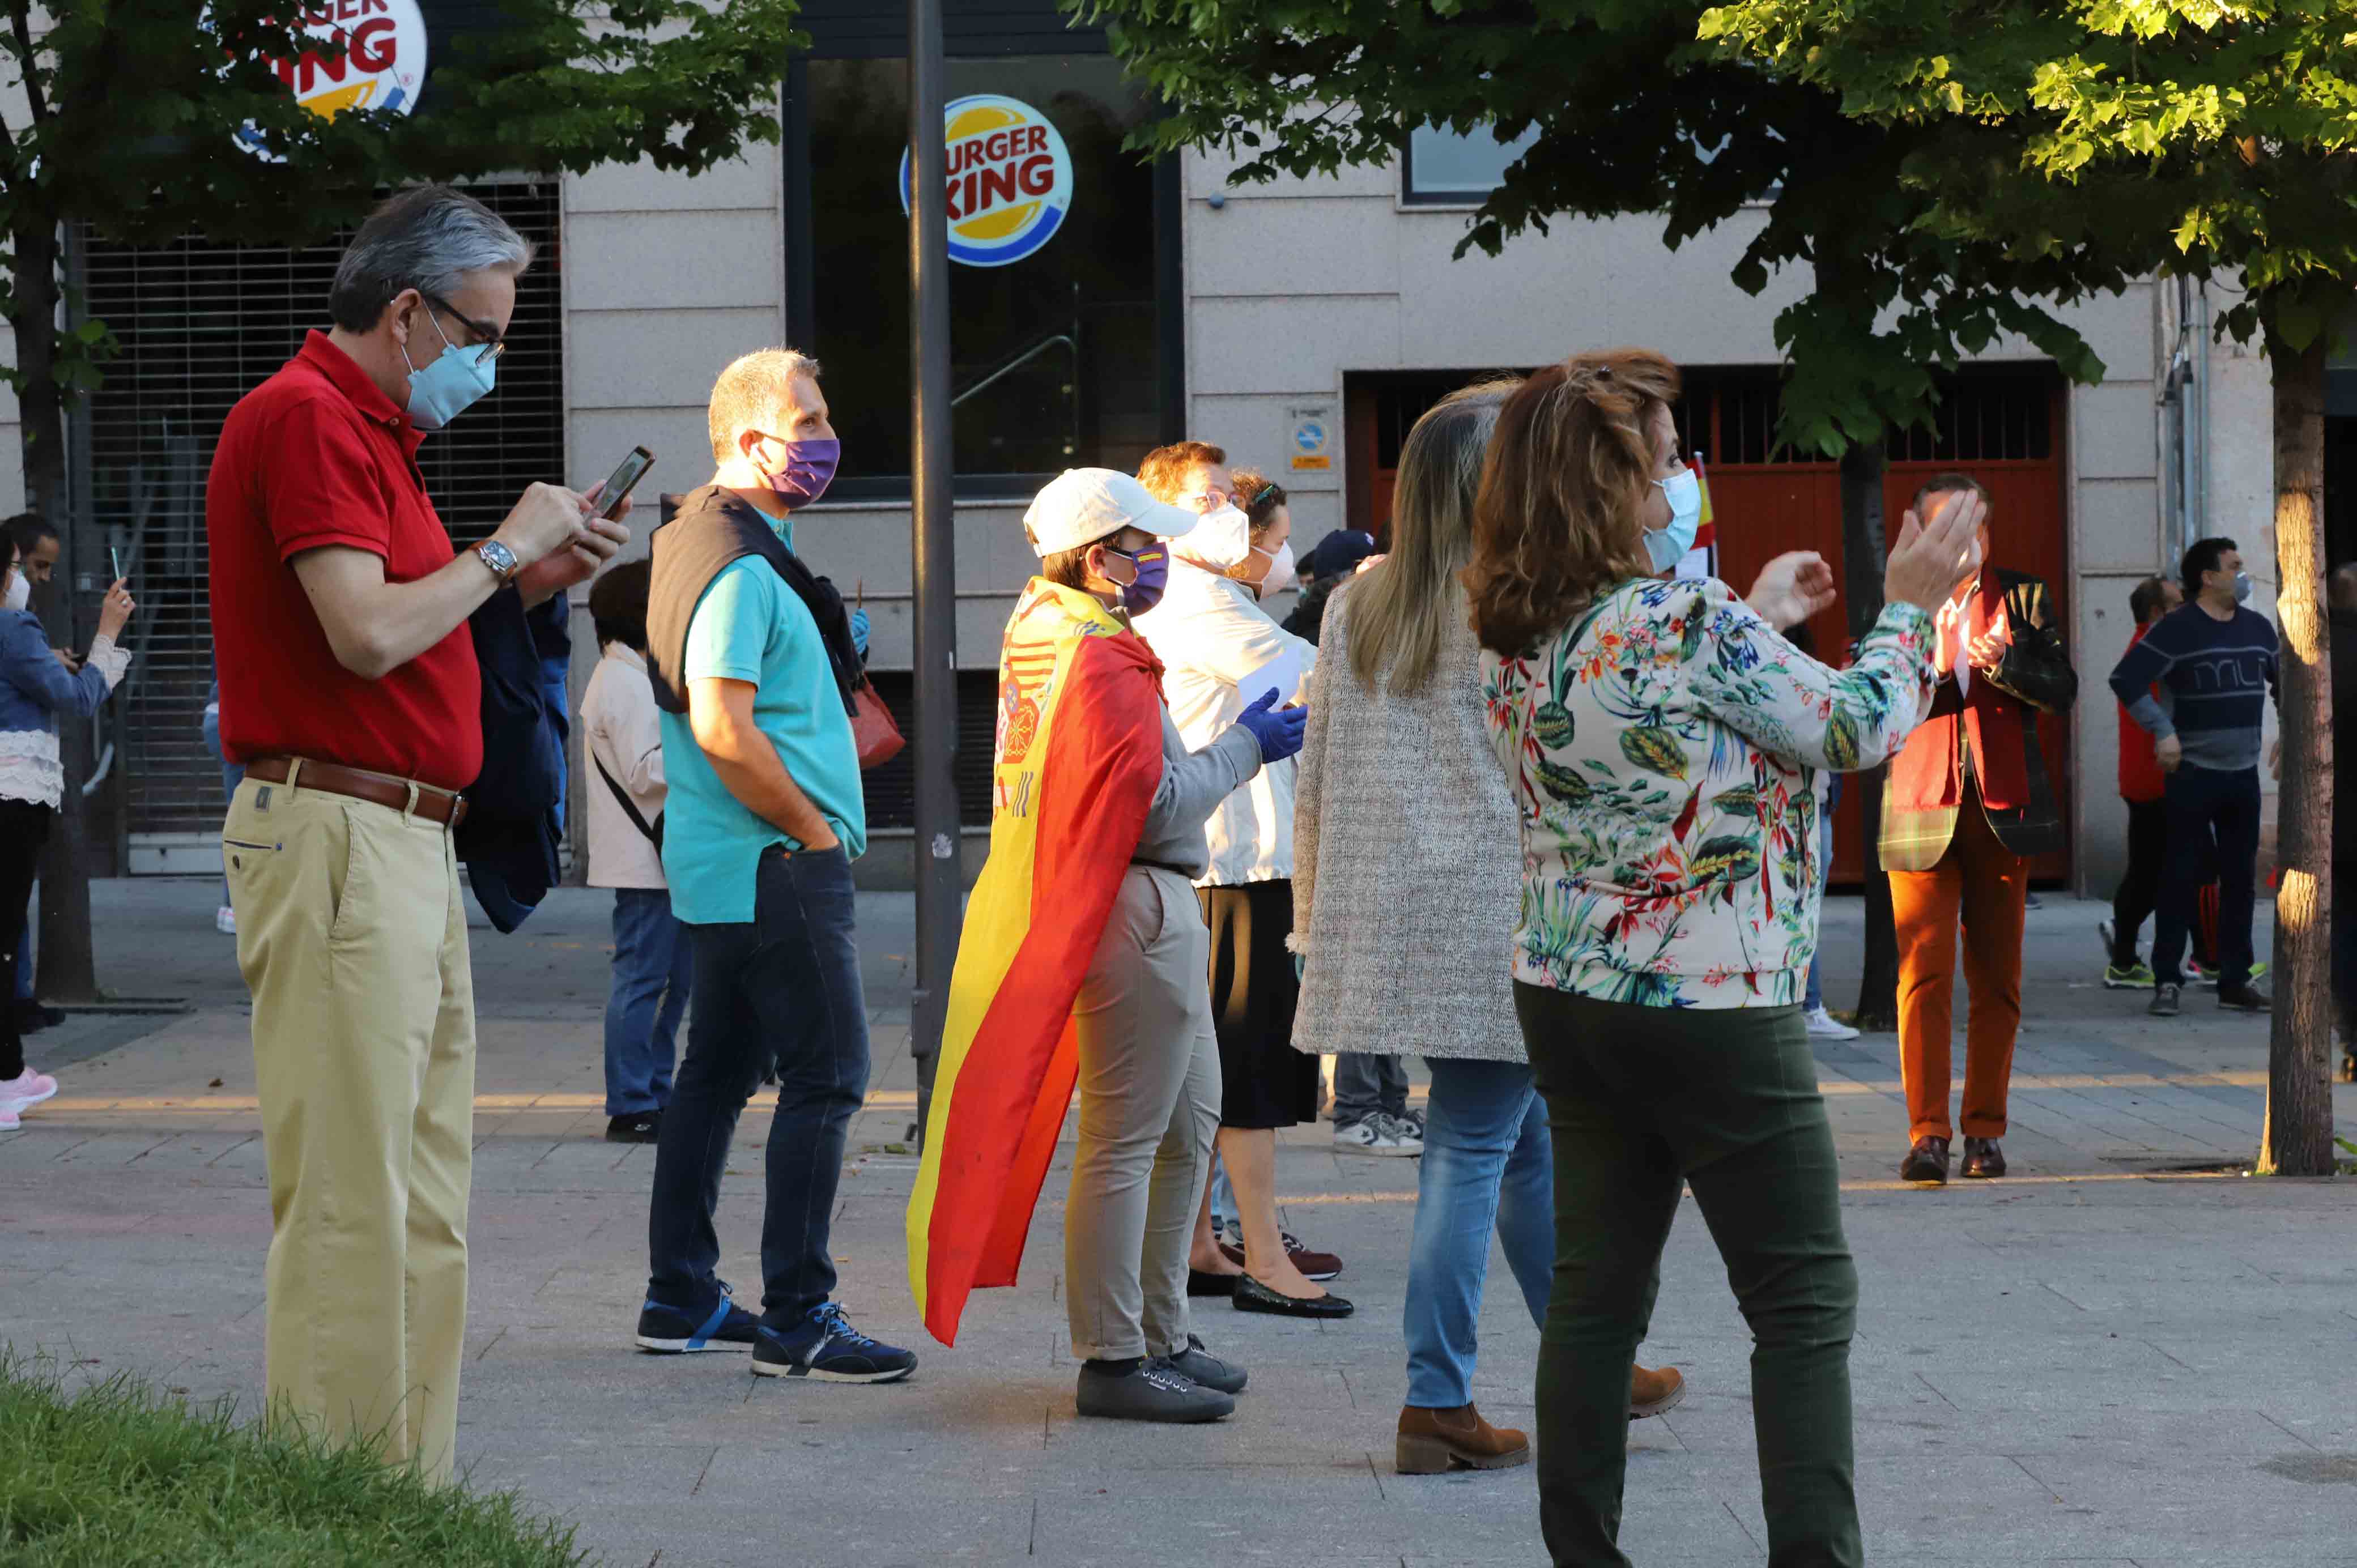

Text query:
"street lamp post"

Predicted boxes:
[[907, 0, 960, 1142]]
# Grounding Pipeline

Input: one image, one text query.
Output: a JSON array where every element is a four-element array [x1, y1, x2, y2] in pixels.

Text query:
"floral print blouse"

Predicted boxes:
[[1482, 577, 1936, 1009]]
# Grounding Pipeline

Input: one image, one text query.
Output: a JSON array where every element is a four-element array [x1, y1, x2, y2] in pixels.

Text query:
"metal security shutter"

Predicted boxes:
[[74, 181, 564, 864], [861, 668, 995, 832]]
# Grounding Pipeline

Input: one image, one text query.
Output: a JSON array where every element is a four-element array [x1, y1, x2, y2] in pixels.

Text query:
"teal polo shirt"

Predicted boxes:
[[658, 513, 866, 926]]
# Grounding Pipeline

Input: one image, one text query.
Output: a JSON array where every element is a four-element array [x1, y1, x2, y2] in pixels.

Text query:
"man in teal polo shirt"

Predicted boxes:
[[633, 348, 915, 1382]]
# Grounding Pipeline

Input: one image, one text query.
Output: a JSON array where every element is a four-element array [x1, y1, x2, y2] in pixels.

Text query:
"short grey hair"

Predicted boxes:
[[708, 348, 824, 464], [327, 185, 534, 331]]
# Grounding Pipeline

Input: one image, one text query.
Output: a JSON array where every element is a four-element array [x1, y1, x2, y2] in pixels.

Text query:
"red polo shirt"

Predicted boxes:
[[207, 331, 483, 791]]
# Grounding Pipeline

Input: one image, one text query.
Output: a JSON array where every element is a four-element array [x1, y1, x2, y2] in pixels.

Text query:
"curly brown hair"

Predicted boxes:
[[1229, 468, 1287, 535], [1463, 348, 1679, 656], [1135, 440, 1226, 504]]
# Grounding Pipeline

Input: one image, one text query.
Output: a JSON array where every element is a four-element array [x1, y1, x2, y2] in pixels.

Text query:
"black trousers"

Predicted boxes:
[[0, 798, 51, 1080], [2152, 765, 2260, 990], [2113, 798, 2219, 968]]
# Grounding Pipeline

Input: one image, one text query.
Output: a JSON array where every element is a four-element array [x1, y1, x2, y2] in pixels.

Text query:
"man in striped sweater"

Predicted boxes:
[[2108, 536, 2279, 1017]]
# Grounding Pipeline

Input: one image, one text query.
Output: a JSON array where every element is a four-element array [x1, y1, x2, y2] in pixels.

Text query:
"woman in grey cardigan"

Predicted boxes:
[[1290, 384, 1682, 1476]]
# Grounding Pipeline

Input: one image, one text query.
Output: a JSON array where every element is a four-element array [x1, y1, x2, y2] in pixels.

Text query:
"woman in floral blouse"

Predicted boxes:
[[1466, 347, 1984, 1566]]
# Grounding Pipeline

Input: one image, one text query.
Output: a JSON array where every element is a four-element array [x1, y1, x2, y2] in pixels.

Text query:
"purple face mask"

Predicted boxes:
[[1107, 542, 1169, 616], [762, 436, 840, 510]]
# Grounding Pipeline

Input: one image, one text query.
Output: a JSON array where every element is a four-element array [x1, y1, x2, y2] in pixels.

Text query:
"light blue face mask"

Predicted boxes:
[[401, 304, 497, 431], [1645, 467, 1703, 574]]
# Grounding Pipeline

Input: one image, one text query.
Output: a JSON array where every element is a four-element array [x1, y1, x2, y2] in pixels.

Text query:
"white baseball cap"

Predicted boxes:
[[1023, 467, 1201, 557]]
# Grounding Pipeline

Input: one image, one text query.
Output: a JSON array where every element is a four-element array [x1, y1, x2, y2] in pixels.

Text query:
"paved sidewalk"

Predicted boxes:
[[5, 882, 2355, 1566]]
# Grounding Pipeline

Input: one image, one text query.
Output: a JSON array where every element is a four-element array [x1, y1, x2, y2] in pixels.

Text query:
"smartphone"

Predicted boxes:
[[597, 446, 656, 521]]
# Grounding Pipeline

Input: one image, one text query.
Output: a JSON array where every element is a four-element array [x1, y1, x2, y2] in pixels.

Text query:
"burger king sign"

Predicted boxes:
[[899, 95, 1073, 268], [229, 0, 429, 157]]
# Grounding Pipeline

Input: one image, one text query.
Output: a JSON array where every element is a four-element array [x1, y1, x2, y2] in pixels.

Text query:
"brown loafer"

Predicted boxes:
[[1629, 1364, 1686, 1420], [1396, 1402, 1530, 1474], [1218, 1235, 1342, 1282], [1961, 1136, 2006, 1179], [1899, 1135, 1951, 1184]]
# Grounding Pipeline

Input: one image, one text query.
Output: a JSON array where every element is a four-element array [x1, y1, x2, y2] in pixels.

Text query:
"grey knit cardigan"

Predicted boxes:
[[1288, 581, 1526, 1063]]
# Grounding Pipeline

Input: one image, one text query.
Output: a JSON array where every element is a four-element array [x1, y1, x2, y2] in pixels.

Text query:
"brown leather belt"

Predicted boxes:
[[245, 756, 469, 829]]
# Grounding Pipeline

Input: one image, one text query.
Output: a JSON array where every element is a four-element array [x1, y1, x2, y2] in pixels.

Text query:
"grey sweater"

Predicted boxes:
[[1135, 710, 1263, 877]]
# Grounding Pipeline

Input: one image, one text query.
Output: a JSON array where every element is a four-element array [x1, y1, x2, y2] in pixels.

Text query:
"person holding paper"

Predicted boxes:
[[1133, 457, 1348, 1319]]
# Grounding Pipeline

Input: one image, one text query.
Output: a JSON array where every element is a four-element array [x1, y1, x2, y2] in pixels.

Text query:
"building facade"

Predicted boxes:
[[15, 0, 2296, 896]]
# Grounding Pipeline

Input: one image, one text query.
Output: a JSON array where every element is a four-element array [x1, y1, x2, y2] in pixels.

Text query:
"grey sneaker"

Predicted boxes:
[[1076, 1361, 1235, 1424], [1334, 1117, 1414, 1156], [2149, 983, 2181, 1018], [1374, 1111, 1425, 1154], [1154, 1335, 1248, 1396]]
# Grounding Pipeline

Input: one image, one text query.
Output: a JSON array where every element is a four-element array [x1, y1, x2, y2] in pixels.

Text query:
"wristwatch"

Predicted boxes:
[[474, 538, 521, 586]]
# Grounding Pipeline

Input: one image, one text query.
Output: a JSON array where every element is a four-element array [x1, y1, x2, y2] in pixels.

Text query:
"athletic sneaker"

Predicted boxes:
[[0, 1068, 59, 1115], [1376, 1111, 1424, 1153], [751, 1303, 916, 1382], [636, 1280, 759, 1353], [1075, 1360, 1233, 1423], [1153, 1335, 1248, 1396], [2185, 958, 2215, 988], [2248, 961, 2270, 983], [2104, 960, 2156, 988], [2149, 983, 2182, 1018], [1803, 1005, 1860, 1040], [1334, 1116, 1417, 1156]]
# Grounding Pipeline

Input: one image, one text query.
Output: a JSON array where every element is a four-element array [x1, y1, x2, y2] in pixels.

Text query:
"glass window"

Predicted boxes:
[[806, 55, 1163, 491], [1403, 122, 1540, 204]]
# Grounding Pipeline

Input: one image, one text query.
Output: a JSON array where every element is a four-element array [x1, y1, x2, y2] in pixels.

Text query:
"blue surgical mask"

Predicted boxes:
[[401, 305, 496, 431], [1645, 468, 1703, 574], [2234, 570, 2253, 605]]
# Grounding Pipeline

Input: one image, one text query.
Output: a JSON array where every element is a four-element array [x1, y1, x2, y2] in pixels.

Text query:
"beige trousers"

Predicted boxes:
[[1063, 866, 1223, 1362], [224, 772, 475, 1483]]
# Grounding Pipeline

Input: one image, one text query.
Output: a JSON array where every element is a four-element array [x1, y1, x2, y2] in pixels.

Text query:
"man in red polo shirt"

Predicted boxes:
[[207, 186, 626, 1481]]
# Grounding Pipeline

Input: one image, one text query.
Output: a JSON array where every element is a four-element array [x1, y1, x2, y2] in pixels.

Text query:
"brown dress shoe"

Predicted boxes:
[[1629, 1364, 1686, 1420], [1961, 1136, 2006, 1178], [1396, 1402, 1530, 1474], [1899, 1135, 1951, 1184]]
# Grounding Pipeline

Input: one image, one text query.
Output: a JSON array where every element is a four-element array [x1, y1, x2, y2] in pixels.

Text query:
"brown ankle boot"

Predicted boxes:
[[1629, 1364, 1686, 1420], [1396, 1402, 1530, 1474]]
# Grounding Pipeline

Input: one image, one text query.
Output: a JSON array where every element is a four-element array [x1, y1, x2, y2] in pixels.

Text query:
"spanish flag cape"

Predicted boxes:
[[907, 578, 1167, 1345]]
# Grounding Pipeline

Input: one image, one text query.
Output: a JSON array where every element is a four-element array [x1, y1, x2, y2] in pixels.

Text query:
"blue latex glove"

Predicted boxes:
[[849, 606, 871, 661], [1292, 952, 1305, 982], [1235, 687, 1307, 764]]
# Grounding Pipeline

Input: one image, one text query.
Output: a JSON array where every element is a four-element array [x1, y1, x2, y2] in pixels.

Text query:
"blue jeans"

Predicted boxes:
[[1333, 1051, 1409, 1127], [1405, 1057, 1555, 1409], [605, 887, 691, 1117], [646, 846, 870, 1328]]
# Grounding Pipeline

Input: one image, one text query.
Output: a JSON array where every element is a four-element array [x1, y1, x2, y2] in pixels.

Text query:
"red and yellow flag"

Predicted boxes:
[[907, 580, 1167, 1345]]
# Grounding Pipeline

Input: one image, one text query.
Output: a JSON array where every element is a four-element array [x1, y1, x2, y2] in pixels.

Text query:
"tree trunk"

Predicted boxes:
[[14, 219, 100, 1003], [1839, 437, 1901, 1030], [2258, 335, 2335, 1176]]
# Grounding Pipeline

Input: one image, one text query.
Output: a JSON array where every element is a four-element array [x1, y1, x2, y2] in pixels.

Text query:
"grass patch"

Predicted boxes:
[[0, 1356, 584, 1566]]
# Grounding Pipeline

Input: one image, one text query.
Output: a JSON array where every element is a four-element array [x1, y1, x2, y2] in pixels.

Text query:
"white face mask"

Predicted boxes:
[[1255, 540, 1299, 595], [3, 568, 27, 613], [1182, 502, 1254, 570]]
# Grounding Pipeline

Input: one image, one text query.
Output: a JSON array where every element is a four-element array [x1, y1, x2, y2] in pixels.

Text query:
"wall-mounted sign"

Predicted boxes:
[[899, 94, 1073, 267], [228, 0, 429, 159], [1287, 404, 1333, 472]]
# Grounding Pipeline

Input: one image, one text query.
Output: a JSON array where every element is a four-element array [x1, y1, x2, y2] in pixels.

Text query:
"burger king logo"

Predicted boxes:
[[227, 0, 429, 158], [899, 95, 1072, 268]]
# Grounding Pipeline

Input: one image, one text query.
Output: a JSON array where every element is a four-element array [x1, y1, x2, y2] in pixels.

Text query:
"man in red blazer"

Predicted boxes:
[[1878, 474, 2078, 1184]]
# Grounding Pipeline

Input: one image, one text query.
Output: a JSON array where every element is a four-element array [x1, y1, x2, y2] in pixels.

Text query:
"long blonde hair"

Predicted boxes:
[[1346, 381, 1516, 694]]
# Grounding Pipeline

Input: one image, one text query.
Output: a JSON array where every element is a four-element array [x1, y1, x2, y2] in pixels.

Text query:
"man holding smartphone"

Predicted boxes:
[[632, 348, 916, 1381], [206, 186, 627, 1481]]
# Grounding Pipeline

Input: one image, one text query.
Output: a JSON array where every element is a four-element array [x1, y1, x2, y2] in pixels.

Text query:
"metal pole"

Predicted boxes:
[[908, 0, 960, 1144]]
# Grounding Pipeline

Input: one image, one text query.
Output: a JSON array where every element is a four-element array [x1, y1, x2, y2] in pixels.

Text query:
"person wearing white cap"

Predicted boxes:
[[916, 467, 1306, 1424]]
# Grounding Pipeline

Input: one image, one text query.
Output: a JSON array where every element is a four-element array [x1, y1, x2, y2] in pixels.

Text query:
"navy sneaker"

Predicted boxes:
[[636, 1281, 759, 1353], [751, 1303, 917, 1383]]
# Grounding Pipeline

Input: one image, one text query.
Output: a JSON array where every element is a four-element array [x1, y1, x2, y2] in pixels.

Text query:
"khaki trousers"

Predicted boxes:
[[1063, 866, 1222, 1362], [224, 773, 475, 1483]]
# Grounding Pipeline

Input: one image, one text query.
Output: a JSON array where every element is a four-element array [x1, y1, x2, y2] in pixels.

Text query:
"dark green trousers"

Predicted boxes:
[[1515, 983, 1862, 1568]]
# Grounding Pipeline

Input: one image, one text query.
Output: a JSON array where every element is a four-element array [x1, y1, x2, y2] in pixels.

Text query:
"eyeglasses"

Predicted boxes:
[[419, 289, 507, 364]]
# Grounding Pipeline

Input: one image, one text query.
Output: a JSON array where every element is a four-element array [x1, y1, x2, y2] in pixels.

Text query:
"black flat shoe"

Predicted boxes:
[[1187, 1268, 1239, 1298], [1232, 1272, 1354, 1319]]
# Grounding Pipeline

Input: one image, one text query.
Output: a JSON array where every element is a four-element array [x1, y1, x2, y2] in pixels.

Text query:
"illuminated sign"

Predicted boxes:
[[229, 0, 428, 157], [899, 95, 1073, 267]]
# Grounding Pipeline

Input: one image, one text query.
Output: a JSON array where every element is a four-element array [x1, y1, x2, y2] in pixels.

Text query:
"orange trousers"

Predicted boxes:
[[1890, 799, 2027, 1143]]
